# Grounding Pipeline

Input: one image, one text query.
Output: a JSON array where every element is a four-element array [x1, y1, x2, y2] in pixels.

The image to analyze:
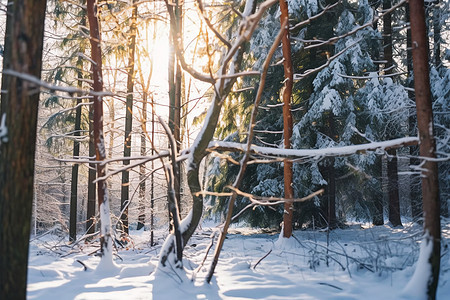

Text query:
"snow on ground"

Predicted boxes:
[[27, 221, 450, 299]]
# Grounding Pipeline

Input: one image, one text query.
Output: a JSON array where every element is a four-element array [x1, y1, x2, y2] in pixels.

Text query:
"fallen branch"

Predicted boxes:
[[253, 249, 272, 269]]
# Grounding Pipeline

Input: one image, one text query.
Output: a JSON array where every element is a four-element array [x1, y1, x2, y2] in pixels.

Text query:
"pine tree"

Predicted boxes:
[[0, 0, 48, 297]]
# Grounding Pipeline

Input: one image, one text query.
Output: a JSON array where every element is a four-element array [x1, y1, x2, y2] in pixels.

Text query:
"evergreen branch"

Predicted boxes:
[[303, 0, 407, 50], [294, 38, 362, 80]]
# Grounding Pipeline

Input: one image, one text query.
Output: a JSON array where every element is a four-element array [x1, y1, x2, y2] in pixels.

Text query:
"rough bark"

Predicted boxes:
[[279, 0, 294, 238], [0, 1, 47, 298], [383, 0, 402, 227], [87, 0, 113, 261], [409, 0, 441, 298], [405, 5, 423, 223]]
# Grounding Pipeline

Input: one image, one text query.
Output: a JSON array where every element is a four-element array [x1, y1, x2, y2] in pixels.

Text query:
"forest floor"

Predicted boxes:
[[27, 220, 450, 299]]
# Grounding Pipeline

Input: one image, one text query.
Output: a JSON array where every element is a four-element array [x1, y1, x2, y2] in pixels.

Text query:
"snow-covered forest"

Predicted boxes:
[[0, 0, 449, 299]]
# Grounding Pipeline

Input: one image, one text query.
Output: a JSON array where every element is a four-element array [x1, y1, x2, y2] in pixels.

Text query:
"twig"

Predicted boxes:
[[76, 259, 89, 271], [253, 249, 272, 269], [318, 282, 343, 290]]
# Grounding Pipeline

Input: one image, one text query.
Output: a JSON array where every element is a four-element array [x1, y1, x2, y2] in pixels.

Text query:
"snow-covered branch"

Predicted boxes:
[[2, 69, 113, 97], [208, 136, 419, 159]]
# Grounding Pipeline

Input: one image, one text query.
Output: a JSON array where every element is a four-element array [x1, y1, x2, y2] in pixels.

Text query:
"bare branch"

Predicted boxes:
[[290, 1, 341, 31], [196, 0, 232, 49], [2, 69, 113, 97]]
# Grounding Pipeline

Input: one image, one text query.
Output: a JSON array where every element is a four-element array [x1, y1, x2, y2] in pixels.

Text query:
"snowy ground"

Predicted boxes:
[[27, 221, 450, 299]]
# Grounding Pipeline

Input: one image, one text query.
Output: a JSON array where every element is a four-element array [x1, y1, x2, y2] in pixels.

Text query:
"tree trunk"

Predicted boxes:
[[383, 0, 402, 227], [405, 5, 423, 223], [0, 0, 47, 298], [120, 0, 138, 234], [387, 148, 402, 226], [151, 94, 155, 244], [372, 156, 384, 225], [87, 105, 96, 235], [70, 16, 87, 240], [168, 0, 182, 221], [432, 5, 441, 69], [327, 157, 336, 229], [137, 90, 147, 230], [279, 0, 294, 238], [407, 0, 441, 298], [69, 67, 84, 242], [87, 0, 114, 266]]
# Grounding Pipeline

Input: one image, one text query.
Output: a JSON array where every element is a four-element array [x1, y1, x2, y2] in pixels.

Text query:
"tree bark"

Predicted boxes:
[[372, 156, 384, 225], [121, 0, 138, 234], [168, 0, 183, 221], [137, 90, 147, 230], [69, 65, 84, 242], [279, 0, 294, 238], [87, 105, 97, 234], [87, 0, 113, 263], [405, 5, 423, 223], [70, 12, 87, 241], [432, 5, 441, 69], [409, 0, 441, 298], [383, 0, 402, 227], [0, 1, 47, 298], [387, 148, 402, 226]]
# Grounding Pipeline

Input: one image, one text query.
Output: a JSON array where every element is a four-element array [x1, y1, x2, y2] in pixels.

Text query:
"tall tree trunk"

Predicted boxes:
[[137, 90, 147, 230], [87, 0, 114, 267], [70, 10, 87, 240], [168, 0, 182, 221], [383, 0, 402, 227], [120, 0, 138, 234], [87, 105, 96, 234], [326, 112, 337, 228], [279, 0, 294, 238], [69, 63, 84, 242], [432, 5, 441, 69], [407, 0, 441, 298], [150, 94, 155, 245], [369, 6, 384, 226], [406, 5, 423, 223], [0, 0, 47, 298], [432, 4, 448, 218]]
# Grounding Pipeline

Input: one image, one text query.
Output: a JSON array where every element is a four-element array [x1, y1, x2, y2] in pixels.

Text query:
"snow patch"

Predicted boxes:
[[401, 234, 434, 300], [274, 228, 299, 250]]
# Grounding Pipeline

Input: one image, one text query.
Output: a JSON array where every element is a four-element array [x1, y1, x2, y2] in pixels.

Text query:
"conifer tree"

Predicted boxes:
[[0, 0, 47, 297]]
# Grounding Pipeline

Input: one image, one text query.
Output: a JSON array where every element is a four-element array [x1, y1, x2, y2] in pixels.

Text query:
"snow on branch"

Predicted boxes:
[[290, 0, 341, 31], [302, 0, 407, 50], [230, 188, 325, 222], [294, 38, 362, 80], [227, 186, 324, 206], [208, 136, 419, 159], [2, 69, 113, 97]]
